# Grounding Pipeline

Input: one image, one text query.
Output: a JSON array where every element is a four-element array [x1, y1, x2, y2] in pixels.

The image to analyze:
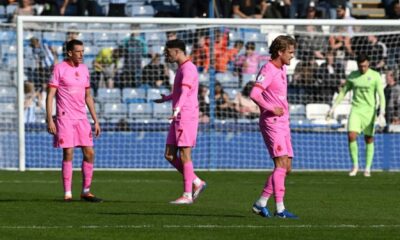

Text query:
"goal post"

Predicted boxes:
[[8, 16, 400, 170]]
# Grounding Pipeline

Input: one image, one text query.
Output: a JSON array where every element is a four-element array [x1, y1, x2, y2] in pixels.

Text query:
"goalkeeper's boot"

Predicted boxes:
[[80, 193, 103, 203], [274, 209, 299, 219], [170, 196, 193, 205], [252, 203, 271, 218], [349, 167, 358, 177], [364, 170, 371, 177], [193, 181, 207, 201]]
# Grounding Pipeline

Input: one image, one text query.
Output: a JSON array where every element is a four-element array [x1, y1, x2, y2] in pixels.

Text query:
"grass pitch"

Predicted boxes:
[[1, 171, 400, 239]]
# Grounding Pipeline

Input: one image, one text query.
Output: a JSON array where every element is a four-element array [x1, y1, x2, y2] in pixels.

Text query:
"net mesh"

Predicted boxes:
[[1, 19, 400, 169]]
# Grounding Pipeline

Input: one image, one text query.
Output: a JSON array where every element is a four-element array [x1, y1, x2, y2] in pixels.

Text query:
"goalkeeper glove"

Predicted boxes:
[[377, 113, 386, 128], [171, 107, 180, 119]]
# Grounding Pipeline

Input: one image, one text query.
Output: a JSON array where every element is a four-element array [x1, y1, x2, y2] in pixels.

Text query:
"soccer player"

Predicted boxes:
[[327, 54, 386, 177], [154, 39, 206, 204], [250, 35, 298, 219], [46, 39, 102, 202]]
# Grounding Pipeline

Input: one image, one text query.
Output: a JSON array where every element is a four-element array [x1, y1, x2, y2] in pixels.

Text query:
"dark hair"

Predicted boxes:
[[234, 40, 244, 46], [165, 39, 186, 54], [242, 81, 255, 97], [356, 53, 369, 63], [66, 39, 83, 52], [269, 35, 296, 59], [245, 41, 256, 50]]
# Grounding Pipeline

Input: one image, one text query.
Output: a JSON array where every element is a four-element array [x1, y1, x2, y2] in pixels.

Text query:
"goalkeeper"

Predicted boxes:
[[327, 53, 385, 177]]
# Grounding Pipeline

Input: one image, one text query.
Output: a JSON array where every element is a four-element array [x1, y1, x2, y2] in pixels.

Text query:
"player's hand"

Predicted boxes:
[[326, 108, 334, 120], [94, 122, 101, 137], [272, 107, 284, 116], [153, 94, 167, 104], [377, 113, 386, 128], [169, 107, 180, 120], [47, 119, 57, 135]]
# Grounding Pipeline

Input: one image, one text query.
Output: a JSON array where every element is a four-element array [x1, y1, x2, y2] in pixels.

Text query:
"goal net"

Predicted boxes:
[[2, 17, 399, 170]]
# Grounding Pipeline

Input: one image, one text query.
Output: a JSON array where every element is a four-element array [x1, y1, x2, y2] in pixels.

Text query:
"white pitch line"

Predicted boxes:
[[1, 224, 400, 229]]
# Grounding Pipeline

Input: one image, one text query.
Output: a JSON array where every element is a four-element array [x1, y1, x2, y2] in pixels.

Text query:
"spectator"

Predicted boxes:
[[120, 25, 148, 87], [12, 0, 35, 22], [295, 7, 326, 62], [317, 0, 347, 19], [292, 58, 319, 104], [364, 35, 388, 73], [289, 0, 310, 18], [35, 0, 69, 15], [233, 81, 259, 118], [231, 0, 268, 18], [76, 0, 98, 16], [198, 84, 210, 123], [92, 47, 121, 95], [108, 0, 126, 16], [177, 0, 209, 17], [234, 42, 269, 75], [384, 69, 400, 128], [28, 37, 58, 91], [24, 81, 38, 123], [214, 81, 238, 119], [328, 26, 354, 62], [315, 47, 346, 103], [214, 0, 232, 18], [387, 0, 400, 19], [141, 53, 169, 88], [191, 35, 210, 73]]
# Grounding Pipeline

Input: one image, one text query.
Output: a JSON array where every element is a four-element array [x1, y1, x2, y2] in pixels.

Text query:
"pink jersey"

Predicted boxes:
[[49, 61, 90, 120], [170, 60, 199, 121], [235, 53, 270, 74], [251, 61, 289, 122]]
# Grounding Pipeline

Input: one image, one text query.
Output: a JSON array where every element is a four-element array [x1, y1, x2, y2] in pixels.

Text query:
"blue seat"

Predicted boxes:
[[122, 88, 146, 103], [147, 88, 170, 101], [128, 103, 153, 119], [153, 102, 171, 119], [103, 103, 128, 120], [0, 86, 16, 103], [129, 5, 155, 17], [96, 88, 121, 103]]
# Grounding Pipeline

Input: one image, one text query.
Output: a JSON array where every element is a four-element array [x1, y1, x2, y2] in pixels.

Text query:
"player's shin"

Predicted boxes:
[[273, 168, 287, 213], [62, 161, 73, 198], [82, 161, 94, 194]]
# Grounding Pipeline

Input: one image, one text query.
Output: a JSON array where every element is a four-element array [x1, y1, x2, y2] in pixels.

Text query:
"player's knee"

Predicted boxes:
[[84, 149, 95, 162]]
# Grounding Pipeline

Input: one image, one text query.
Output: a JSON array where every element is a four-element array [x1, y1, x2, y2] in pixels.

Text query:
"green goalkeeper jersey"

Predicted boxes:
[[333, 68, 385, 117]]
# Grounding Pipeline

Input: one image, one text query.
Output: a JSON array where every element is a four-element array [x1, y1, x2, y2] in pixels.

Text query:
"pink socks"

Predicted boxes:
[[82, 161, 94, 193], [272, 167, 287, 203], [262, 174, 274, 198], [62, 161, 73, 194], [183, 161, 195, 193]]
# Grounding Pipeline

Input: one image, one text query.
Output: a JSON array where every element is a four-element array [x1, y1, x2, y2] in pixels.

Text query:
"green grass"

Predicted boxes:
[[1, 171, 400, 239]]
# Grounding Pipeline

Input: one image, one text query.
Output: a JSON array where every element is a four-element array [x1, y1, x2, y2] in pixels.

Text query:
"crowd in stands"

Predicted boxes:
[[1, 0, 400, 21]]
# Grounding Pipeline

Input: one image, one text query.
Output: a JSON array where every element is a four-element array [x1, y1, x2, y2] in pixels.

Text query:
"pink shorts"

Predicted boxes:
[[259, 118, 293, 158], [166, 119, 198, 147], [54, 118, 93, 148]]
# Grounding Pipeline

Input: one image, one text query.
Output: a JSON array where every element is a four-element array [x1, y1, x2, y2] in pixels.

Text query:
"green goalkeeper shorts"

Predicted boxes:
[[347, 110, 376, 136]]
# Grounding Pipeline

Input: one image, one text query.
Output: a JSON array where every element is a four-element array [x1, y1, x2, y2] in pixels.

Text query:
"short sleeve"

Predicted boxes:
[[181, 65, 196, 89], [48, 64, 60, 87]]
